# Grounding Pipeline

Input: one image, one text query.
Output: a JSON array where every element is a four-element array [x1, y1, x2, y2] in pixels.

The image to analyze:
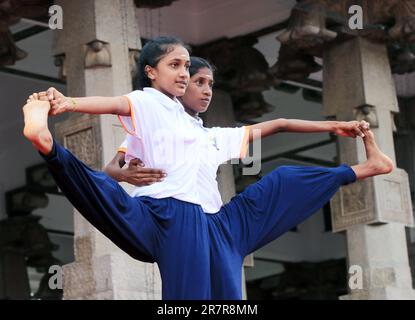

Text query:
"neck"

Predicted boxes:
[[184, 107, 199, 119], [151, 86, 175, 100]]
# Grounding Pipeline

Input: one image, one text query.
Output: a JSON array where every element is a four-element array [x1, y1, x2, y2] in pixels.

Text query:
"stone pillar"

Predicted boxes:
[[394, 97, 415, 288], [323, 37, 415, 299], [202, 89, 253, 300], [0, 247, 30, 299], [53, 0, 161, 299]]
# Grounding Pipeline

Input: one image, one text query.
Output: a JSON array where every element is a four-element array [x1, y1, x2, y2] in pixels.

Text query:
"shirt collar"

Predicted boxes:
[[142, 87, 207, 130], [143, 87, 184, 111], [191, 115, 204, 126], [182, 110, 203, 124], [185, 113, 208, 131]]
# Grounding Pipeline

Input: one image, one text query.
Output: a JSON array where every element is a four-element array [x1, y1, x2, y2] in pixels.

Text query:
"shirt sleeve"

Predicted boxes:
[[117, 91, 141, 138], [210, 126, 250, 164], [117, 138, 128, 153]]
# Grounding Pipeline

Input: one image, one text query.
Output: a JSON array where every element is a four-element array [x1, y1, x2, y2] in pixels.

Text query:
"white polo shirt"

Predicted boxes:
[[118, 87, 250, 213]]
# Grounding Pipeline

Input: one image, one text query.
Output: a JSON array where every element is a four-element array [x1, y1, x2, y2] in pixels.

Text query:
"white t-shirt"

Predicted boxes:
[[118, 87, 250, 213]]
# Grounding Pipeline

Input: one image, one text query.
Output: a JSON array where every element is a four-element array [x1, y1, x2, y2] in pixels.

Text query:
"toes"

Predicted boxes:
[[359, 120, 370, 130]]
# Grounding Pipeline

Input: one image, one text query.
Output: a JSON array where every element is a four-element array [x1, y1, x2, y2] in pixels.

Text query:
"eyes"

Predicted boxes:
[[195, 79, 213, 88], [170, 62, 190, 70]]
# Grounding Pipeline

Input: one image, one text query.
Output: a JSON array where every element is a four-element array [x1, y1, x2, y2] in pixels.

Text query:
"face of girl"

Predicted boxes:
[[145, 45, 190, 99], [179, 67, 213, 116]]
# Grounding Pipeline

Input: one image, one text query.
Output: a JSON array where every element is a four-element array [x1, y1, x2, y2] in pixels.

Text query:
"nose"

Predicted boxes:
[[203, 87, 212, 96], [179, 67, 189, 78]]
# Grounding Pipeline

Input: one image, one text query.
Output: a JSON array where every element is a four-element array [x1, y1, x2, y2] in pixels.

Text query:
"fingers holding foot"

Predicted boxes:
[[357, 120, 370, 138]]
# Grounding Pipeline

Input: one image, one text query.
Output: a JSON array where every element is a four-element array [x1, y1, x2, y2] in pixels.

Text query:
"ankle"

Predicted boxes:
[[36, 132, 53, 155], [23, 126, 38, 142], [23, 124, 47, 142], [24, 127, 52, 151], [366, 158, 393, 174]]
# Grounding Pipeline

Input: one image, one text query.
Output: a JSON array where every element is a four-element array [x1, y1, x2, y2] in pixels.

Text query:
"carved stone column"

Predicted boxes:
[[273, 0, 415, 300], [53, 0, 161, 299], [394, 97, 415, 289], [323, 37, 415, 299]]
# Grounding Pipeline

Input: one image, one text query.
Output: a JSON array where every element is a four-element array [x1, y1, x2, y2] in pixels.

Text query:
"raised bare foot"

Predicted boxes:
[[362, 129, 394, 176], [23, 97, 53, 155]]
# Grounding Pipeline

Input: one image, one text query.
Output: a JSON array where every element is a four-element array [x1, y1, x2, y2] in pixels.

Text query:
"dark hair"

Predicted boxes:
[[135, 36, 191, 89], [189, 57, 216, 77]]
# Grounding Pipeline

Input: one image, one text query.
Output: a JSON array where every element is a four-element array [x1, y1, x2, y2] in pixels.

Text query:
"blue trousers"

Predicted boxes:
[[40, 141, 356, 300]]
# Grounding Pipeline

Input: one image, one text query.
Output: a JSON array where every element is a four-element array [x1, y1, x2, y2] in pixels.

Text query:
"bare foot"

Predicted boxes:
[[361, 130, 394, 176], [23, 98, 53, 155]]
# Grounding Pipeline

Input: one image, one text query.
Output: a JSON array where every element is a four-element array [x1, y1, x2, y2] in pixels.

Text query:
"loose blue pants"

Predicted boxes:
[[40, 141, 356, 300]]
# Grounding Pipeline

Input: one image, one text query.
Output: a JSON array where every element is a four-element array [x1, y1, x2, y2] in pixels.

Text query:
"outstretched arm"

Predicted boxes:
[[247, 118, 368, 142], [104, 151, 166, 186], [34, 87, 130, 116], [23, 92, 129, 156]]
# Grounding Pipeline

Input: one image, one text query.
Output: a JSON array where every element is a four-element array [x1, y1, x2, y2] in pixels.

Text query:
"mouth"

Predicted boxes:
[[176, 81, 187, 88], [200, 98, 210, 107]]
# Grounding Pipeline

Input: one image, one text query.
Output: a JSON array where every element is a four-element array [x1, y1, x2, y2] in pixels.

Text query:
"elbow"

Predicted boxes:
[[103, 159, 116, 176], [103, 165, 119, 182], [103, 164, 111, 176], [103, 155, 126, 182]]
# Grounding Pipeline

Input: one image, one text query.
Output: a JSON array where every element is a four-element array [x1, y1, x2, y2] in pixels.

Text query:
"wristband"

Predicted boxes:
[[70, 97, 77, 111]]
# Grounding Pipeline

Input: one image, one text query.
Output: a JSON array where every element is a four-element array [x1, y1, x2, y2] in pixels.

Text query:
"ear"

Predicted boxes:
[[145, 65, 156, 80]]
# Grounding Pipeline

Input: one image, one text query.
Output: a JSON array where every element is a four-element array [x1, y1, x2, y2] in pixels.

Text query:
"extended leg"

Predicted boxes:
[[220, 163, 357, 258], [23, 96, 158, 262]]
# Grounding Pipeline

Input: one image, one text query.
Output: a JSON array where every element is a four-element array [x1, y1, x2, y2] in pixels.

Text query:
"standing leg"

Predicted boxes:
[[207, 214, 244, 300], [154, 199, 212, 300]]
